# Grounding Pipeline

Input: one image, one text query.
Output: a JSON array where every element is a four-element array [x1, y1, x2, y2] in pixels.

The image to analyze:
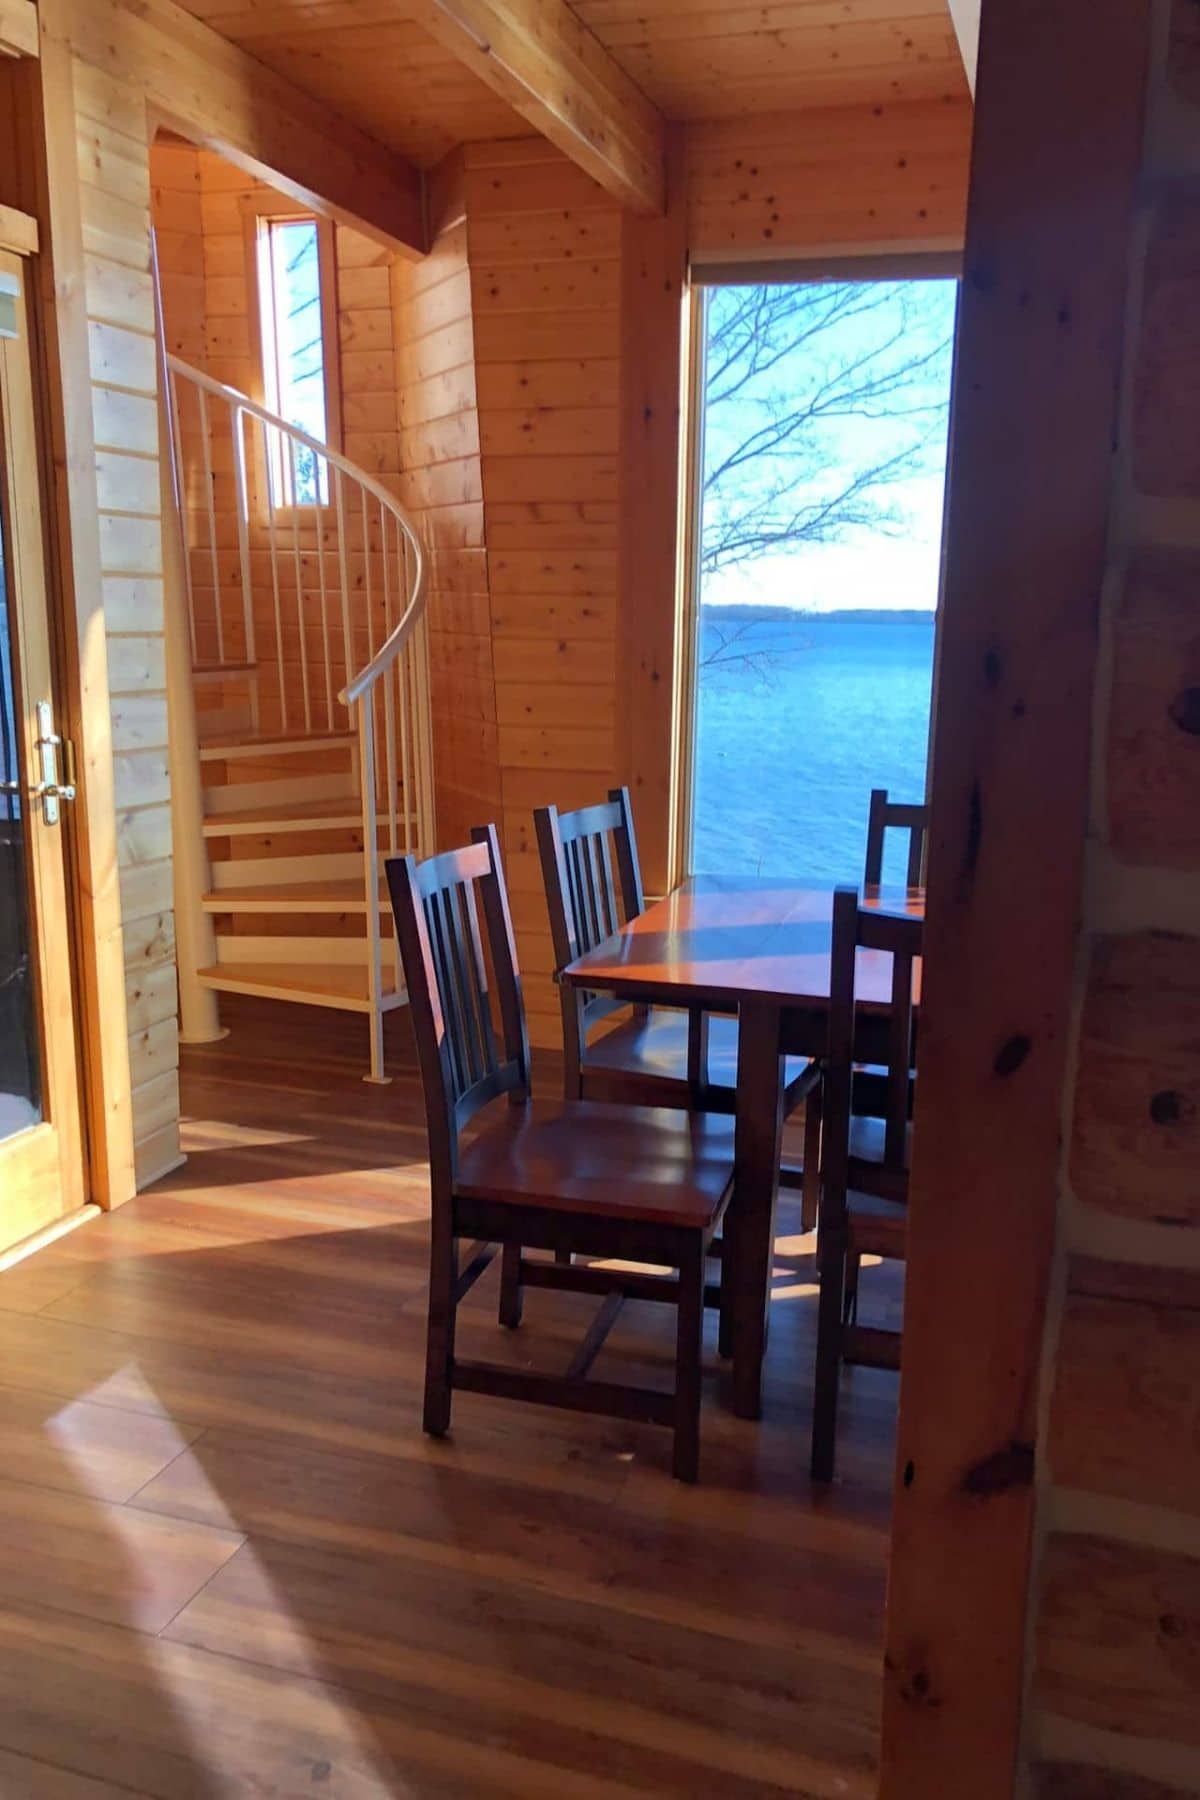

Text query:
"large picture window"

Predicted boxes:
[[681, 272, 958, 886]]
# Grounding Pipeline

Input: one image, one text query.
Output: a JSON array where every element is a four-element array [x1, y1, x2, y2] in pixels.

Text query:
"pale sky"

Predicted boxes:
[[703, 469, 948, 613], [700, 280, 957, 614]]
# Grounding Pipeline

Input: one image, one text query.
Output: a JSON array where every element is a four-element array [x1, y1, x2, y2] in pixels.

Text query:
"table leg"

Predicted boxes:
[[730, 997, 785, 1420]]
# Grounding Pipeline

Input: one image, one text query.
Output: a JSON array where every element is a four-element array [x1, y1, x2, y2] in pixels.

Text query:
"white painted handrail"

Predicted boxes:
[[165, 355, 436, 1080]]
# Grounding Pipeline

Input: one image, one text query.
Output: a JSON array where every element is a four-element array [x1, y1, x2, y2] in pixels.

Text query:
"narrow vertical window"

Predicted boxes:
[[256, 216, 331, 506]]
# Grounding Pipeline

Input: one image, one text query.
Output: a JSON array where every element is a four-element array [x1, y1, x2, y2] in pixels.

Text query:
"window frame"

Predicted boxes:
[[242, 195, 342, 512], [673, 254, 961, 887]]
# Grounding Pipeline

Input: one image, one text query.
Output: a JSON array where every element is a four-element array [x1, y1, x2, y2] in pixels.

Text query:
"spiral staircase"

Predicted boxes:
[[162, 356, 434, 1081]]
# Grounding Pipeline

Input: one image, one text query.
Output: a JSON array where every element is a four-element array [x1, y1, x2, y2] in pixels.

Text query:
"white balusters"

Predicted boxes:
[[316, 495, 333, 729], [357, 685, 385, 1084], [196, 385, 224, 665], [164, 354, 433, 1078], [263, 422, 287, 732], [288, 435, 312, 733], [230, 406, 258, 730]]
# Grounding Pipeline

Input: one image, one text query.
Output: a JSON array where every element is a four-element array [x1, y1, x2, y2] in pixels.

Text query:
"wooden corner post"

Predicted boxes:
[[880, 0, 1153, 1791]]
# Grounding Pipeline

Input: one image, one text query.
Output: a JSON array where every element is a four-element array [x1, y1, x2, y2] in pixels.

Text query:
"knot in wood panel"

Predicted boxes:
[[960, 1441, 1035, 1495], [1168, 685, 1200, 734], [993, 1034, 1032, 1077], [1149, 1086, 1194, 1126]]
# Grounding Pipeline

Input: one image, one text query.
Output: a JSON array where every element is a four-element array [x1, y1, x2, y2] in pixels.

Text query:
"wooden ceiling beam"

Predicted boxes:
[[413, 0, 667, 214], [0, 0, 37, 59], [46, 0, 426, 253]]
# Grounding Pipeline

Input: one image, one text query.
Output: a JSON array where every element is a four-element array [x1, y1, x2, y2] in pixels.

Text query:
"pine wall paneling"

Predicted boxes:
[[392, 152, 495, 857], [685, 96, 972, 265], [463, 138, 623, 1038], [76, 63, 183, 1189]]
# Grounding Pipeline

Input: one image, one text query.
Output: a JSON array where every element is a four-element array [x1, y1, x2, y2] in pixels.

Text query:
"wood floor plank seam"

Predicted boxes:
[[149, 1522, 249, 1646], [123, 1484, 879, 1668], [120, 1423, 215, 1512], [158, 1581, 871, 1798], [0, 1742, 159, 1799]]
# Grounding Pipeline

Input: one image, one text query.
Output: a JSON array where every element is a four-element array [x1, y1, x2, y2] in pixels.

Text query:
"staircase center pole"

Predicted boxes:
[[155, 267, 226, 1046]]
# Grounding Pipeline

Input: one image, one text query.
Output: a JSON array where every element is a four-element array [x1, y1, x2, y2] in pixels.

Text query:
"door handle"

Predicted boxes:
[[0, 775, 76, 814], [33, 701, 76, 826]]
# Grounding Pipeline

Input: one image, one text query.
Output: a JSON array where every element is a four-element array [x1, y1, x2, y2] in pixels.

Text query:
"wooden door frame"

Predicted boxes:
[[1, 48, 139, 1209], [0, 234, 90, 1240], [879, 0, 1153, 1790]]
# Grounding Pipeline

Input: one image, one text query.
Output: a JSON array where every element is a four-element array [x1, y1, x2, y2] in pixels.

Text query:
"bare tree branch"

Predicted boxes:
[[700, 280, 953, 593]]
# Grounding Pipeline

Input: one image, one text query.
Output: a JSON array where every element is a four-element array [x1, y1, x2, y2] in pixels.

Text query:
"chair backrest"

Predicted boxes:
[[863, 786, 928, 889], [534, 786, 645, 969], [822, 885, 923, 1227], [386, 824, 530, 1193]]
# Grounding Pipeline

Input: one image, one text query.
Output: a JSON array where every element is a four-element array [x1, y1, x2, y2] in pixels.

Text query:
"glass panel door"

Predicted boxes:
[[0, 491, 42, 1138], [0, 245, 85, 1245]]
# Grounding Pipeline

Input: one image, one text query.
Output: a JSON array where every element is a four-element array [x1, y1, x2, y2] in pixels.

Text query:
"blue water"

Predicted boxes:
[[693, 608, 935, 886]]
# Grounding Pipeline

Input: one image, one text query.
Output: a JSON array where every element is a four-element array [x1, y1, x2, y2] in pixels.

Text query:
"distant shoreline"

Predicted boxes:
[[702, 603, 935, 625]]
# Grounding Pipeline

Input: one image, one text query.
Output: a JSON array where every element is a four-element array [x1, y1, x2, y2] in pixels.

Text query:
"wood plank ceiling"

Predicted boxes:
[[175, 0, 968, 169], [575, 0, 968, 118]]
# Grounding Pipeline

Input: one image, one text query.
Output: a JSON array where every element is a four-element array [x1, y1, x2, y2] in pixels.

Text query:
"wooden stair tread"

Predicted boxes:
[[192, 661, 257, 677], [203, 879, 390, 913], [201, 797, 411, 835], [199, 730, 354, 762], [196, 963, 406, 1013]]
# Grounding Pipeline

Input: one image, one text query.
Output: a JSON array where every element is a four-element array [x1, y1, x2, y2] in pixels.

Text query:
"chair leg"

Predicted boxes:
[[801, 1078, 822, 1235], [498, 1242, 524, 1328], [842, 1250, 861, 1325], [672, 1238, 706, 1484], [423, 1223, 457, 1438], [717, 1222, 736, 1360], [810, 1232, 846, 1482]]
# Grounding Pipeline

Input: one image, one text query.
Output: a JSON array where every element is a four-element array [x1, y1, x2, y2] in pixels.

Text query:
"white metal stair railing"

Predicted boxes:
[[164, 355, 435, 1081]]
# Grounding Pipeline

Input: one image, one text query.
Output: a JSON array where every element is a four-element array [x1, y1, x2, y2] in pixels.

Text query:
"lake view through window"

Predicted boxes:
[[691, 278, 957, 887]]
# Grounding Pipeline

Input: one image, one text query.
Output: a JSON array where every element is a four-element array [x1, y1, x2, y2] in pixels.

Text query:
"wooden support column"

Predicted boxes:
[[0, 0, 36, 59], [617, 127, 687, 897], [881, 0, 1153, 1791]]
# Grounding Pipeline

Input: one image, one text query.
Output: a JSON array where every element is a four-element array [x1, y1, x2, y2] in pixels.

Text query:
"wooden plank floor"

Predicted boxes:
[[0, 996, 902, 1797]]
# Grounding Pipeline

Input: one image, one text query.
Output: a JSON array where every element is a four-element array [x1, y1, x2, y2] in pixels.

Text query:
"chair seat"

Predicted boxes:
[[586, 1008, 812, 1108], [846, 1191, 908, 1258], [456, 1098, 735, 1229], [846, 1115, 910, 1257]]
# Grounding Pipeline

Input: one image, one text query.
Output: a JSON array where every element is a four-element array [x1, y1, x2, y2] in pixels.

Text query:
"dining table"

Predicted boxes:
[[561, 872, 925, 1420]]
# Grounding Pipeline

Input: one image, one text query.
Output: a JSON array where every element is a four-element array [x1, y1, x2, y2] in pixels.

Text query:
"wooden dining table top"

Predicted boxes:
[[561, 873, 924, 1012]]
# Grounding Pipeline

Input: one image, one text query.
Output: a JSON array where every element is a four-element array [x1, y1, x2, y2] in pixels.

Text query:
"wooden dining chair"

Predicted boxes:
[[535, 788, 821, 1221], [863, 787, 928, 889], [386, 824, 736, 1482], [811, 885, 922, 1482]]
